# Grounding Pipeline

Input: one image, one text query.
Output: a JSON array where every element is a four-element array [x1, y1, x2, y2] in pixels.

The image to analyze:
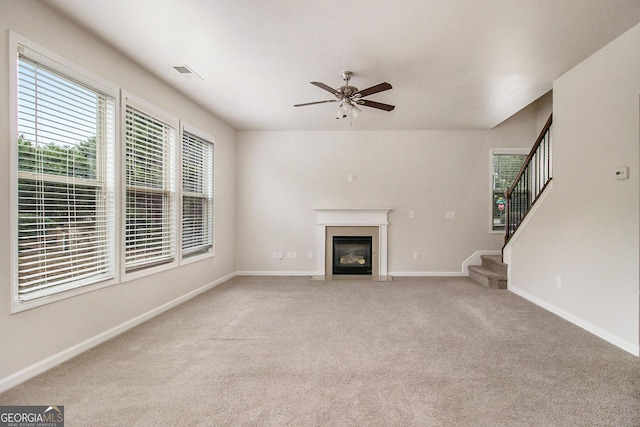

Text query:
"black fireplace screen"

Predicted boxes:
[[332, 236, 373, 275]]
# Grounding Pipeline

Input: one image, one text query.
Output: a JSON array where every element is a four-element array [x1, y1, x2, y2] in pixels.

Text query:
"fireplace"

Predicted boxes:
[[332, 236, 373, 275], [313, 208, 392, 281]]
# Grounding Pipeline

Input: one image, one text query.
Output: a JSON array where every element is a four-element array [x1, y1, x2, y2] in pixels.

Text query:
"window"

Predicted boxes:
[[124, 97, 178, 274], [181, 128, 214, 260], [13, 38, 117, 307], [10, 34, 217, 310], [491, 149, 528, 231]]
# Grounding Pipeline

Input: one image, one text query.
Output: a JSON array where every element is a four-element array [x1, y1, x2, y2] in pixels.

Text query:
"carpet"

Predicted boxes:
[[1, 276, 639, 426]]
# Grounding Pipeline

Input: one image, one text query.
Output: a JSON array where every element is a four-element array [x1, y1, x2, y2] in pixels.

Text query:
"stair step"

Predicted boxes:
[[481, 255, 508, 276], [468, 264, 507, 289]]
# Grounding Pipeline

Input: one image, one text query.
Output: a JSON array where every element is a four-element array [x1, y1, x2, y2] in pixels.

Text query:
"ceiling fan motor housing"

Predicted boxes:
[[340, 86, 358, 97]]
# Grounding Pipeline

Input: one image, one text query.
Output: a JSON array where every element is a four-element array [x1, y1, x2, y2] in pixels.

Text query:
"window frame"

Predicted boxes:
[[489, 148, 529, 234], [9, 32, 120, 313], [121, 92, 179, 281], [179, 123, 215, 265]]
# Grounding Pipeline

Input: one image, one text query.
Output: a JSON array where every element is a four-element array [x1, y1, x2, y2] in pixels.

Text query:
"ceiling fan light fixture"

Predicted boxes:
[[352, 104, 362, 118], [336, 100, 355, 120]]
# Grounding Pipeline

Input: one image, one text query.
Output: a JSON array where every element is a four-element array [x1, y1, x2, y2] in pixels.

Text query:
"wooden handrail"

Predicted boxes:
[[504, 114, 553, 244], [505, 114, 552, 199]]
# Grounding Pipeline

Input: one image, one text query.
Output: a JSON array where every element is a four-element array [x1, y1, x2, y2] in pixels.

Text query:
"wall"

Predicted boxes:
[[0, 1, 237, 389], [505, 23, 640, 355], [236, 97, 546, 275]]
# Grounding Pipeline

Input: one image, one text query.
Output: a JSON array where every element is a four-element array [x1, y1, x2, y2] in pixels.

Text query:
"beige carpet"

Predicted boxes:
[[1, 276, 639, 426]]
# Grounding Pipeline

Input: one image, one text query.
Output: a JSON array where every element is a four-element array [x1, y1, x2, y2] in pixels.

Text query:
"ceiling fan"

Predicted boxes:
[[294, 71, 395, 119]]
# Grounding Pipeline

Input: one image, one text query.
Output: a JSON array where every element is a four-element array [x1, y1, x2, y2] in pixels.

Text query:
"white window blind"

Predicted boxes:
[[125, 105, 176, 271], [16, 54, 116, 302], [182, 130, 214, 258]]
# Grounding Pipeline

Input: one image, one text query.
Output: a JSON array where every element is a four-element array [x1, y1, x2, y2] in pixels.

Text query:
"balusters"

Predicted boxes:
[[504, 114, 552, 243]]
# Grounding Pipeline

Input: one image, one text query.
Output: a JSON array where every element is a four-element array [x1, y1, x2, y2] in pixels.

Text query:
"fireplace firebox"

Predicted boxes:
[[332, 236, 373, 275]]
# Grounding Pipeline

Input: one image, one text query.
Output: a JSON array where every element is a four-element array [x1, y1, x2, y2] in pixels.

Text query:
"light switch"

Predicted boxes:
[[446, 211, 455, 219]]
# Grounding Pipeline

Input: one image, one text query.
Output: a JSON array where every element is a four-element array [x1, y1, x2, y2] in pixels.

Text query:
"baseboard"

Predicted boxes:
[[239, 270, 470, 277], [390, 250, 501, 277], [236, 271, 317, 276], [389, 271, 466, 277], [0, 272, 236, 394], [237, 254, 502, 279], [509, 286, 639, 357], [239, 270, 473, 278]]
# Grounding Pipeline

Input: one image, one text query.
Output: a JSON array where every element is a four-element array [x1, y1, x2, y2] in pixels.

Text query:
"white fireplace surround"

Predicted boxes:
[[314, 208, 391, 279]]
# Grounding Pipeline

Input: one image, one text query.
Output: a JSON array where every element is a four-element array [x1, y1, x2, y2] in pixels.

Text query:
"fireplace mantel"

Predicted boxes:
[[313, 208, 392, 280], [314, 208, 392, 226]]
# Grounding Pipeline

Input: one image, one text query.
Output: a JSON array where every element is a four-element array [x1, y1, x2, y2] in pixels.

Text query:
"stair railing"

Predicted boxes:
[[504, 114, 552, 244]]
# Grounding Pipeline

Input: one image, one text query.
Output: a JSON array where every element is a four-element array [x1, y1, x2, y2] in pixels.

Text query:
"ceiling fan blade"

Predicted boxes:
[[360, 99, 395, 111], [310, 81, 339, 96], [353, 82, 392, 98], [294, 99, 338, 107]]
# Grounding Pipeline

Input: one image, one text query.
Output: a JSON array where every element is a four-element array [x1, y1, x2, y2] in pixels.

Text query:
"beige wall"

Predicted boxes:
[[0, 0, 577, 392], [0, 1, 237, 388], [235, 97, 547, 275], [506, 23, 640, 355]]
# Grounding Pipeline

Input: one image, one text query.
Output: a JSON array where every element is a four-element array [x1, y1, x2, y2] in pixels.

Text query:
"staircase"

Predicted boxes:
[[468, 255, 507, 289], [468, 114, 552, 290], [505, 114, 552, 243]]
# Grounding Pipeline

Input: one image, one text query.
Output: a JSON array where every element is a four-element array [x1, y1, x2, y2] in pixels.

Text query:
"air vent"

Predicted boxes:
[[171, 64, 203, 81]]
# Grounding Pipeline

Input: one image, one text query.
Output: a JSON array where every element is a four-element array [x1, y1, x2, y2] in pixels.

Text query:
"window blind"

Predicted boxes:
[[125, 106, 176, 271], [16, 55, 116, 301], [182, 130, 214, 257]]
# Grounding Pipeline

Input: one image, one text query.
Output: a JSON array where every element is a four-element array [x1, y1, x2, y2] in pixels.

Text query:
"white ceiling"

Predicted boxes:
[[43, 0, 640, 131]]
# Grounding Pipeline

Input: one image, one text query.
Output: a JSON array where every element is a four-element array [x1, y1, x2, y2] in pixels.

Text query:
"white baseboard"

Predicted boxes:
[[509, 285, 639, 357], [236, 271, 317, 276], [239, 270, 468, 278], [390, 250, 501, 277], [237, 250, 503, 279], [0, 272, 236, 394], [389, 271, 466, 277]]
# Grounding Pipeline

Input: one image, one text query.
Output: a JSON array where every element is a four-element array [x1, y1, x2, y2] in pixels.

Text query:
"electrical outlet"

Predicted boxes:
[[413, 252, 419, 260], [409, 210, 415, 218], [308, 252, 313, 259], [278, 252, 284, 260], [272, 252, 277, 259]]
